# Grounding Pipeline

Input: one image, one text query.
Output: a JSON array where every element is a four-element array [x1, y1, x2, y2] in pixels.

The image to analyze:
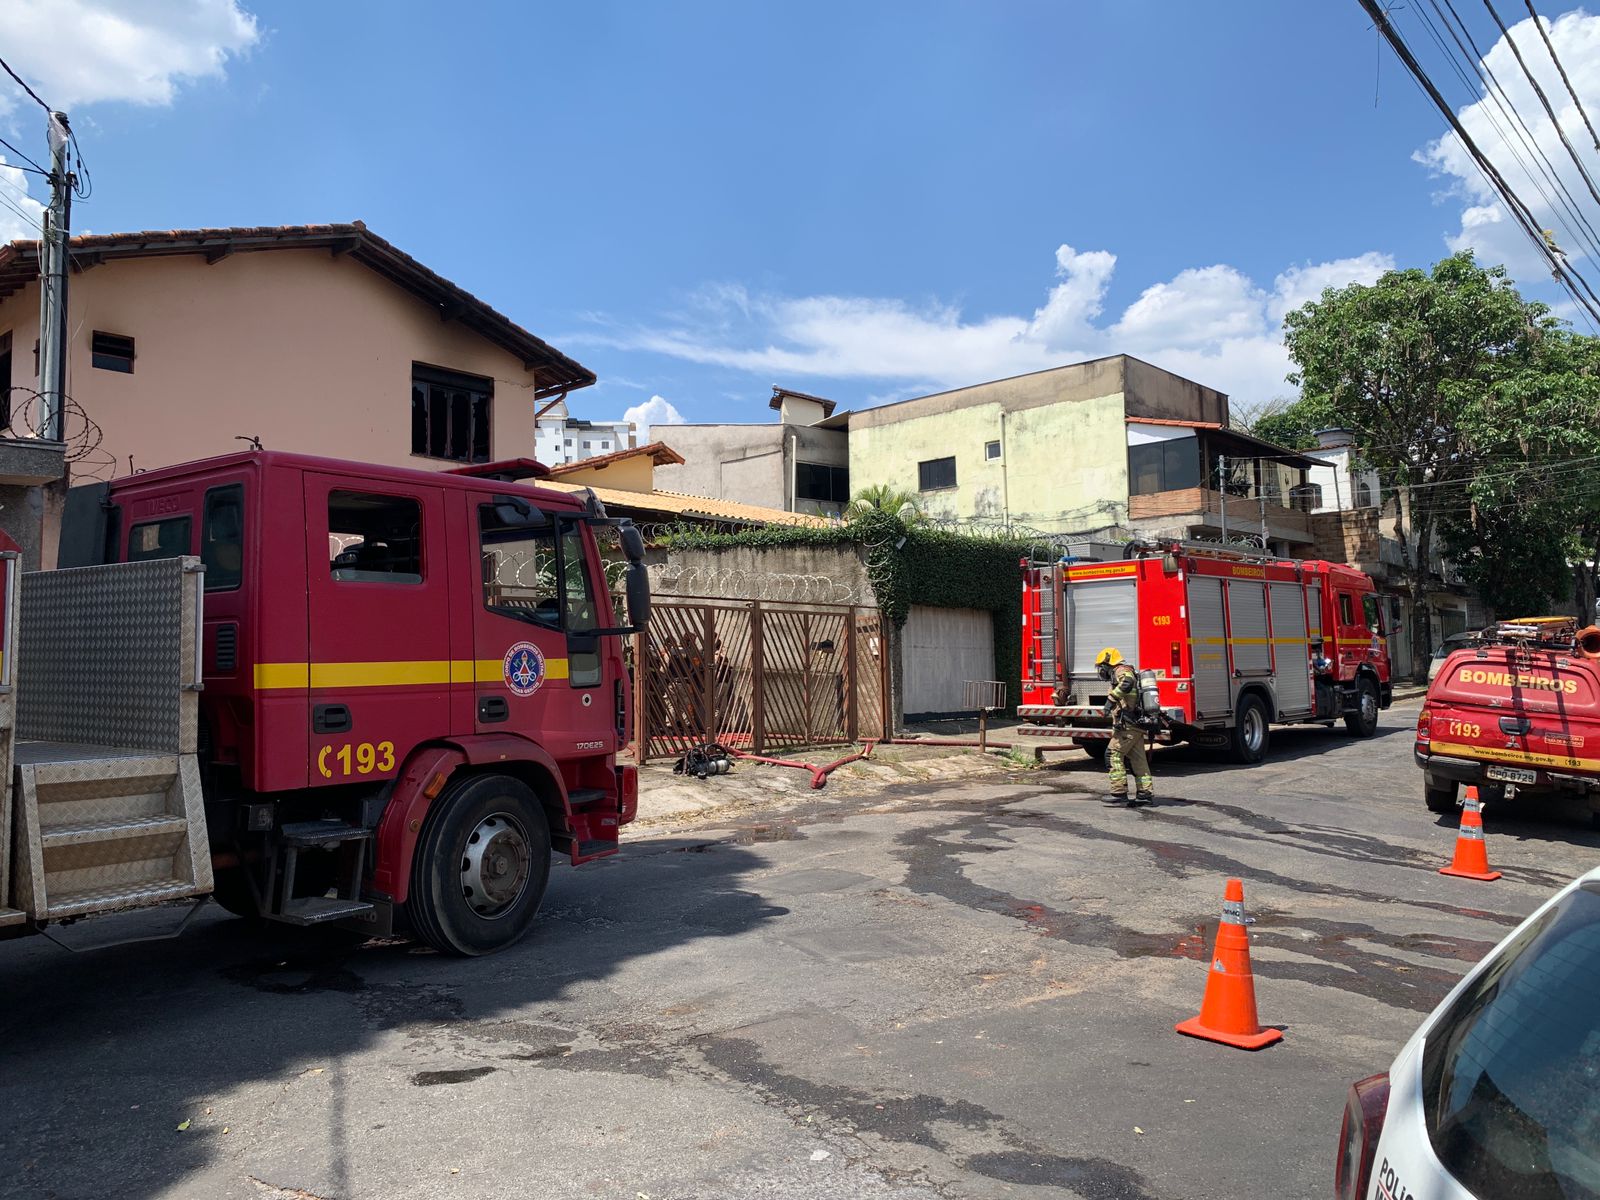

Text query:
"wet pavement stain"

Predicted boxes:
[[411, 1066, 497, 1086], [221, 957, 365, 995], [965, 1150, 1160, 1198], [695, 1035, 1164, 1198], [896, 812, 1491, 1012]]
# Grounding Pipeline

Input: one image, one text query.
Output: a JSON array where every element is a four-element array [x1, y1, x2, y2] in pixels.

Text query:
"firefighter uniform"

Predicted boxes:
[[1097, 649, 1154, 804]]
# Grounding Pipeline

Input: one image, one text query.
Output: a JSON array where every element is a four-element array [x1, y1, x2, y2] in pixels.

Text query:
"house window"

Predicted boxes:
[[91, 331, 135, 373], [918, 456, 957, 491], [328, 491, 423, 583], [411, 364, 491, 464], [1127, 439, 1201, 495], [984, 440, 1001, 461], [796, 462, 850, 504]]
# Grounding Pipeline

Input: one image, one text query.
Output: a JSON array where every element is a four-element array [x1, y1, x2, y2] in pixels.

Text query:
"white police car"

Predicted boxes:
[[1336, 866, 1600, 1199]]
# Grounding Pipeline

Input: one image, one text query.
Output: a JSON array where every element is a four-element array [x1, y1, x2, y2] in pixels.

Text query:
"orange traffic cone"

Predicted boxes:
[[1439, 786, 1501, 881], [1175, 878, 1283, 1050]]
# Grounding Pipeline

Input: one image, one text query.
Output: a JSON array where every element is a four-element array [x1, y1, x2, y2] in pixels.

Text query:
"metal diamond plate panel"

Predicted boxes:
[[17, 557, 201, 753]]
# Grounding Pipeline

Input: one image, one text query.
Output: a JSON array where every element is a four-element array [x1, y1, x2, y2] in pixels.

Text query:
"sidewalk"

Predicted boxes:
[[630, 737, 1017, 829]]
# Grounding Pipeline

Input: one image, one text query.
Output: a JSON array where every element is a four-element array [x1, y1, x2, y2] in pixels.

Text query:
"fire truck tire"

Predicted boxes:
[[408, 774, 551, 957], [1344, 677, 1380, 738], [1075, 738, 1109, 763], [1229, 695, 1270, 764], [1424, 779, 1458, 813], [210, 865, 263, 920]]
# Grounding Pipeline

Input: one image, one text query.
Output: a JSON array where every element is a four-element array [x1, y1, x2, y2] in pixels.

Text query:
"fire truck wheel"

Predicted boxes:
[[1229, 694, 1270, 764], [408, 774, 551, 957], [1344, 677, 1380, 738], [210, 864, 263, 920], [1424, 779, 1458, 814], [1075, 739, 1109, 763]]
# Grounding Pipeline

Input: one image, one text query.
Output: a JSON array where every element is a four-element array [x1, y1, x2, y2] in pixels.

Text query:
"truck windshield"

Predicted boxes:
[[1420, 881, 1600, 1199]]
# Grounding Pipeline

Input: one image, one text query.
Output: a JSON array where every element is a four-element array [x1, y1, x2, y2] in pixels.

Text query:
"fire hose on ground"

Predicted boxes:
[[731, 740, 879, 789]]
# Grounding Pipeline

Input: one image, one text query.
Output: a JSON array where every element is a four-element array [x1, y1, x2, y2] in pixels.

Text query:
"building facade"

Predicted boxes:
[[847, 355, 1319, 554], [0, 223, 594, 565], [651, 387, 850, 519], [533, 396, 636, 466]]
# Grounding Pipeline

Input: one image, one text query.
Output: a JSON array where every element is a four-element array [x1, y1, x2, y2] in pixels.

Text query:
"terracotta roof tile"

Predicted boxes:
[[544, 441, 685, 476]]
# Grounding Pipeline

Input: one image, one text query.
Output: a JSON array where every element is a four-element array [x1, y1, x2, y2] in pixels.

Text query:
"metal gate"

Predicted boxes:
[[633, 597, 888, 762]]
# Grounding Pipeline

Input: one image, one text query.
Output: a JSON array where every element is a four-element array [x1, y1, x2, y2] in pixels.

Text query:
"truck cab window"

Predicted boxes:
[[202, 485, 244, 591], [1338, 593, 1356, 627], [1362, 593, 1382, 634], [480, 504, 559, 626], [328, 491, 423, 583], [128, 516, 191, 562], [561, 524, 601, 687]]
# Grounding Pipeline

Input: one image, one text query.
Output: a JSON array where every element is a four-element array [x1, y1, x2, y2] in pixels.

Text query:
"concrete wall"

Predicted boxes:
[[652, 423, 848, 516], [653, 425, 787, 510], [0, 248, 547, 480]]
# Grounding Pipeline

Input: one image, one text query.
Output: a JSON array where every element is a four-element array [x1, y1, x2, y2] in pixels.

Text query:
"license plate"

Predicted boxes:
[[1486, 765, 1537, 784]]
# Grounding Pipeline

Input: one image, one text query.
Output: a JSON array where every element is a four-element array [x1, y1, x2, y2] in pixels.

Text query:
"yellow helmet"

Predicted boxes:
[[1095, 647, 1124, 669]]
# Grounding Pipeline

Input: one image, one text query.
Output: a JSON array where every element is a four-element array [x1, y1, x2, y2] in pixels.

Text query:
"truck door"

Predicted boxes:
[[304, 474, 451, 787], [472, 500, 615, 755]]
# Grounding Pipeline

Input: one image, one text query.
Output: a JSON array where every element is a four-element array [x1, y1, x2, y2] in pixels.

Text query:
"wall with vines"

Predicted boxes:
[[660, 511, 1057, 712]]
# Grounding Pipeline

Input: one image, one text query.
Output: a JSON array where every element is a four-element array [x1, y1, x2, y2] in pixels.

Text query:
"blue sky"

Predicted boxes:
[[2, 1, 1597, 434]]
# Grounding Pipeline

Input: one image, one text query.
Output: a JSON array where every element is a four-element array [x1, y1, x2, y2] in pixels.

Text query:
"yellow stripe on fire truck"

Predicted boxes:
[[1428, 740, 1592, 771], [253, 659, 571, 689]]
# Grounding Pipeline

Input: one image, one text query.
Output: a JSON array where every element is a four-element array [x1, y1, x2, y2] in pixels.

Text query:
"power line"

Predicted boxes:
[[0, 55, 50, 112], [1521, 0, 1600, 154], [1357, 0, 1600, 325], [0, 134, 48, 176], [1422, 0, 1600, 266], [1480, 0, 1600, 218]]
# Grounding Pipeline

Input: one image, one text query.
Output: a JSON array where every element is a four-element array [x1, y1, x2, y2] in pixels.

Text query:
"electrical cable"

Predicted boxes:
[[0, 135, 48, 176], [1481, 0, 1600, 214], [0, 56, 50, 112], [1358, 0, 1600, 326], [1422, 0, 1600, 266], [1522, 0, 1600, 153]]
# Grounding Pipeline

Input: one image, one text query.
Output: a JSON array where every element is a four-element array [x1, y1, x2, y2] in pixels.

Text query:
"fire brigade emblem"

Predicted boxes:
[[502, 641, 546, 697]]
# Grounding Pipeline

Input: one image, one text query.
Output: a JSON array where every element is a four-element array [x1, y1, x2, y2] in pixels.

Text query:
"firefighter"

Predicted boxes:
[[1096, 647, 1153, 804]]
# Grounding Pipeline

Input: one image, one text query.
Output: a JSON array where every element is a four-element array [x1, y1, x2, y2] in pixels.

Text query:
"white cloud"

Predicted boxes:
[[576, 243, 1393, 410], [623, 394, 687, 442], [0, 159, 45, 242], [0, 0, 258, 114], [1413, 8, 1600, 286]]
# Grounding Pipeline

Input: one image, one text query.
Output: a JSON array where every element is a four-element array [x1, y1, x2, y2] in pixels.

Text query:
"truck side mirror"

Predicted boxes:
[[619, 523, 645, 563], [624, 560, 650, 630]]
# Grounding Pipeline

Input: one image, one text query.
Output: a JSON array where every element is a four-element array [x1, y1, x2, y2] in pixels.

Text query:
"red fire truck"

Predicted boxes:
[[0, 450, 647, 956], [1018, 540, 1392, 763]]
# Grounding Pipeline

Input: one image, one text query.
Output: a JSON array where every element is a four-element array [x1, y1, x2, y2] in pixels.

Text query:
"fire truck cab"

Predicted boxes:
[[1018, 540, 1392, 764], [22, 450, 649, 955]]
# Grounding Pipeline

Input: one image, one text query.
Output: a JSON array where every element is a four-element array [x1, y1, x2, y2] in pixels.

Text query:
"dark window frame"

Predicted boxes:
[[795, 461, 850, 504], [411, 363, 492, 465], [918, 456, 957, 492], [201, 484, 245, 592], [0, 329, 11, 431], [127, 515, 192, 562], [91, 331, 136, 374], [1128, 438, 1202, 496], [328, 490, 425, 585]]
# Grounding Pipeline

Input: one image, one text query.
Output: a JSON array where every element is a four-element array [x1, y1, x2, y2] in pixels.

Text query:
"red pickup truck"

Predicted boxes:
[[1415, 618, 1600, 818]]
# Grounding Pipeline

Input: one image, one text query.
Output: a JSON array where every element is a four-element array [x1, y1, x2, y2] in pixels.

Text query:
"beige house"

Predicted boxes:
[[0, 222, 594, 565]]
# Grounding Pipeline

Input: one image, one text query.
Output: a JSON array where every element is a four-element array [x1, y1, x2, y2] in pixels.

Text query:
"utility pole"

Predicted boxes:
[[1217, 454, 1228, 544], [36, 110, 72, 444], [1258, 463, 1269, 551]]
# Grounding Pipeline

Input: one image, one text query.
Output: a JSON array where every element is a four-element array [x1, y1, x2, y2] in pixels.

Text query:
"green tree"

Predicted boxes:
[[1282, 252, 1555, 668], [844, 484, 924, 525], [1247, 393, 1338, 451]]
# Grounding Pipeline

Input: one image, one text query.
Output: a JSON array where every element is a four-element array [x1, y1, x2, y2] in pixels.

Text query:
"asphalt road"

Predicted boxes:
[[4, 699, 1598, 1200]]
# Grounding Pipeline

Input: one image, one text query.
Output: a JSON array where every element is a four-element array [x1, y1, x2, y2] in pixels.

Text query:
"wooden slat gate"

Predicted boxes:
[[633, 597, 888, 762]]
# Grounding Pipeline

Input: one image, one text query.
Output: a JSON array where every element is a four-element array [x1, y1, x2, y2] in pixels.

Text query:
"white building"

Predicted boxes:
[[533, 397, 636, 466], [1305, 427, 1383, 513]]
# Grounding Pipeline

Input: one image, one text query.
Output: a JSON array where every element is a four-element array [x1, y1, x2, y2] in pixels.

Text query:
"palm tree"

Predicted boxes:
[[845, 484, 924, 525]]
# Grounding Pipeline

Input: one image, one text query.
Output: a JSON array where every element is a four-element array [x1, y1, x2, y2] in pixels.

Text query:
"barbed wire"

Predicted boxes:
[[5, 387, 104, 465], [646, 563, 863, 605]]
